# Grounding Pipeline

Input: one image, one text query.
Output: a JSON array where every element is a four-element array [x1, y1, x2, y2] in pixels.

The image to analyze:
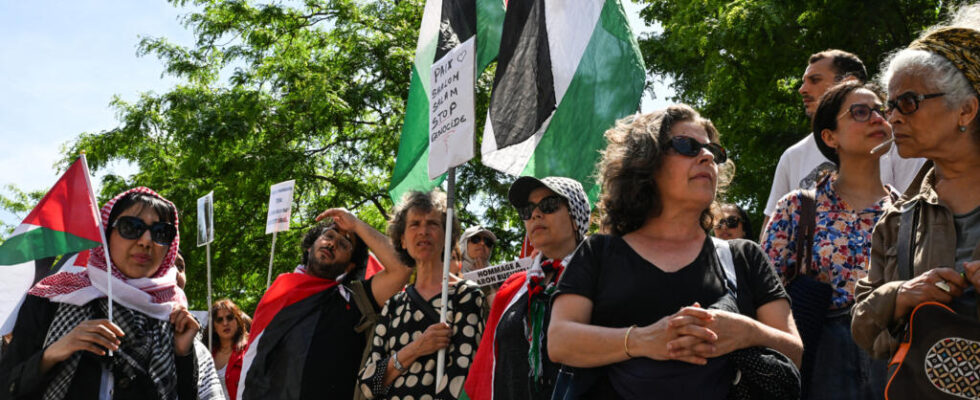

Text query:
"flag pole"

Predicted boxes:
[[266, 231, 277, 289], [79, 153, 115, 354], [436, 167, 455, 390], [206, 241, 213, 351]]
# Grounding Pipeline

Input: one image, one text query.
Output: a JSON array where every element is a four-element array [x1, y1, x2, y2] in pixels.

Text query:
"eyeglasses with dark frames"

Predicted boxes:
[[112, 216, 177, 246], [469, 236, 495, 247], [838, 103, 887, 122], [715, 216, 741, 230], [886, 92, 945, 115], [664, 136, 728, 164], [517, 195, 566, 220]]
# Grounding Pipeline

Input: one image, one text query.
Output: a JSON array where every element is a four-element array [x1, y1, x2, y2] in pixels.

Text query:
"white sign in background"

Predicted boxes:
[[197, 191, 214, 247], [461, 257, 534, 287], [428, 37, 476, 179], [265, 180, 295, 234]]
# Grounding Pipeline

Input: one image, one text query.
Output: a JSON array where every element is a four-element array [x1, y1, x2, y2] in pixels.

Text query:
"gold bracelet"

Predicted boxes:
[[624, 325, 637, 358]]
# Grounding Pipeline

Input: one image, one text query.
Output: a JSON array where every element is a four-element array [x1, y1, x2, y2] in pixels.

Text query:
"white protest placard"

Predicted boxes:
[[196, 191, 214, 247], [428, 36, 476, 179], [265, 180, 295, 234], [461, 257, 534, 287]]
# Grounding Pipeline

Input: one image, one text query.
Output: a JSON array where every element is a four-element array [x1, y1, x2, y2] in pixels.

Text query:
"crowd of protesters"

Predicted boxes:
[[1, 3, 979, 399]]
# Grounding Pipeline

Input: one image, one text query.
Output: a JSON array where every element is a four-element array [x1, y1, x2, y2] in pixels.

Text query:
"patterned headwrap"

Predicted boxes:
[[28, 187, 186, 320], [909, 27, 980, 96]]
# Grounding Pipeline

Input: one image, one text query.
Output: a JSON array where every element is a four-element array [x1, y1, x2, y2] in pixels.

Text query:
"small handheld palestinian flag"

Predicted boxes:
[[0, 156, 103, 334]]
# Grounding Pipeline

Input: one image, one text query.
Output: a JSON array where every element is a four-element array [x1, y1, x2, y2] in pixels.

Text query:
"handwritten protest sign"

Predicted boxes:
[[428, 36, 476, 179], [265, 180, 295, 234], [462, 257, 533, 287]]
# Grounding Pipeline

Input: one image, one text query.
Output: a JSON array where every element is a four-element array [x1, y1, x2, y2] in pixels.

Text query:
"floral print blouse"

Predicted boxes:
[[762, 171, 898, 310]]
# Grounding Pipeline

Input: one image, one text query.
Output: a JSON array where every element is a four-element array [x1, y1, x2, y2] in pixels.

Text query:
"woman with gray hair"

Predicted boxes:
[[357, 189, 484, 400], [548, 105, 802, 399], [852, 3, 980, 362]]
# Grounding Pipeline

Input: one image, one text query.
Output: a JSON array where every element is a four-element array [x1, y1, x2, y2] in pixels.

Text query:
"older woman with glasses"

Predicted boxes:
[[852, 3, 980, 363], [548, 105, 801, 399], [762, 81, 899, 399], [465, 176, 591, 400]]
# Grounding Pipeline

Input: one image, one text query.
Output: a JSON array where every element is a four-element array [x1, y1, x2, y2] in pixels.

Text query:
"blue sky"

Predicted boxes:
[[0, 0, 670, 229]]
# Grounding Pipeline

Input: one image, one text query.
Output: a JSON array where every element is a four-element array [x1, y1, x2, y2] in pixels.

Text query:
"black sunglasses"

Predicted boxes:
[[665, 136, 728, 164], [469, 236, 495, 247], [840, 103, 887, 122], [715, 216, 741, 229], [518, 195, 565, 220], [113, 216, 177, 246], [213, 315, 236, 324], [886, 92, 945, 115]]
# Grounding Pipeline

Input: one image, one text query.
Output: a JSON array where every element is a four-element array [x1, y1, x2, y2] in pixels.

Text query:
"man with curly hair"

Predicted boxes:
[[232, 217, 412, 400]]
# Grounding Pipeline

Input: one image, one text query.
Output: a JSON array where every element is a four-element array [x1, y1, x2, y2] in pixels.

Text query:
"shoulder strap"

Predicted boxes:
[[897, 201, 919, 281], [349, 280, 378, 333], [406, 285, 441, 325], [712, 237, 737, 294], [795, 189, 817, 278]]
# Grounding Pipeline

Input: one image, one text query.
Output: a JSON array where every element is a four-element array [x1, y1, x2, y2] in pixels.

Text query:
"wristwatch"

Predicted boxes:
[[392, 351, 408, 373]]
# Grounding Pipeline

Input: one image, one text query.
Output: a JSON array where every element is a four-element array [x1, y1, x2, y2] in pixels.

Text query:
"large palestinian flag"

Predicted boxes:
[[480, 0, 645, 203], [388, 0, 505, 203], [0, 157, 103, 334]]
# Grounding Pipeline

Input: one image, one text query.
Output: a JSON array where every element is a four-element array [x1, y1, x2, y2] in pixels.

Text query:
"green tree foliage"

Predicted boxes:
[[0, 185, 47, 240], [54, 0, 524, 314], [637, 0, 961, 220]]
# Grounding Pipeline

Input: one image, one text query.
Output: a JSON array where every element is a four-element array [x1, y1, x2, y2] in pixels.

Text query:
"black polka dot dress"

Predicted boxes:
[[358, 280, 485, 400]]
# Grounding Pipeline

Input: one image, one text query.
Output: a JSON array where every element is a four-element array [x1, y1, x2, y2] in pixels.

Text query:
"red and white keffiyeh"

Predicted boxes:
[[28, 187, 187, 320]]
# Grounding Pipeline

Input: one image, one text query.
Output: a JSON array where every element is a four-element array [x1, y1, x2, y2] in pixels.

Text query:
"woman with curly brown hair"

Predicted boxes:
[[207, 299, 249, 399], [548, 105, 802, 399]]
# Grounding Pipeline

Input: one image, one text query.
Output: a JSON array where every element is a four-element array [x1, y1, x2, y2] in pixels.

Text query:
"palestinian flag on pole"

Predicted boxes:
[[388, 0, 506, 203], [0, 157, 103, 334], [480, 0, 645, 203]]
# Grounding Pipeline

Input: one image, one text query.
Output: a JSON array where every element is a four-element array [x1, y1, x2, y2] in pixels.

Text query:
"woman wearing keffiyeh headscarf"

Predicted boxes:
[[853, 3, 980, 363], [0, 187, 213, 400], [464, 176, 590, 400]]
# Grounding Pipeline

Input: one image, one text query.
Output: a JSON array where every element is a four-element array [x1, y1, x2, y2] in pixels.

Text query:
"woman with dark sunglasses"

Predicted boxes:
[[464, 176, 591, 400], [0, 187, 221, 399], [548, 105, 801, 399], [712, 203, 754, 241], [762, 81, 899, 399], [206, 298, 250, 399], [853, 3, 980, 368]]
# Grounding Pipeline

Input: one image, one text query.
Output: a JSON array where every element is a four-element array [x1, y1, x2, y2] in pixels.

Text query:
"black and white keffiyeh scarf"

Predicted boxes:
[[41, 299, 177, 400]]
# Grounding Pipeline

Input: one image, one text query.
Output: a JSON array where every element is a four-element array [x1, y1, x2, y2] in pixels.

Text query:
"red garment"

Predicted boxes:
[[226, 271, 338, 399], [224, 348, 245, 400], [464, 271, 528, 400]]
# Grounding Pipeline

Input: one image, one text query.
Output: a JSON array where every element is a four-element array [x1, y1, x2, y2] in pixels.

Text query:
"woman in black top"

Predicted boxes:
[[0, 187, 203, 400], [548, 105, 803, 399]]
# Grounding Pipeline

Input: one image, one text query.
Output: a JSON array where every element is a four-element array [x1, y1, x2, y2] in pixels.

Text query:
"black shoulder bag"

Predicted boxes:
[[784, 188, 833, 397]]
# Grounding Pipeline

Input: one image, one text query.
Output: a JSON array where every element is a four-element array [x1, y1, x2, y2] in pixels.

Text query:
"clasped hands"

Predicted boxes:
[[629, 302, 752, 366]]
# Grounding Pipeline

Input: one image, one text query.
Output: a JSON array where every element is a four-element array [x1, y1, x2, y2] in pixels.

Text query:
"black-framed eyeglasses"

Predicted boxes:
[[518, 195, 565, 220], [469, 236, 495, 247], [665, 136, 728, 164], [886, 92, 945, 115], [839, 103, 887, 122], [113, 216, 177, 246], [715, 216, 741, 229]]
